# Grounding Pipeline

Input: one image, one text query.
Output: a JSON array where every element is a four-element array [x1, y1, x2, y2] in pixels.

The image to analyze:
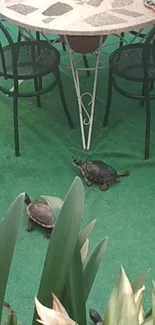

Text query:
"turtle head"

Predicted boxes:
[[24, 193, 32, 206], [72, 157, 83, 168]]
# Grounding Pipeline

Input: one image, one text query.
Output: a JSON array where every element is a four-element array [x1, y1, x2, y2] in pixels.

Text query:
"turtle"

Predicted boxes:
[[72, 157, 129, 191], [89, 309, 104, 325], [24, 193, 55, 239]]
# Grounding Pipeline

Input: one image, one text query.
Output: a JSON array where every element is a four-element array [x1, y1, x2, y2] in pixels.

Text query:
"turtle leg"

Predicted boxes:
[[26, 218, 35, 232], [99, 183, 109, 191], [116, 178, 121, 183], [44, 228, 53, 240], [83, 176, 92, 187]]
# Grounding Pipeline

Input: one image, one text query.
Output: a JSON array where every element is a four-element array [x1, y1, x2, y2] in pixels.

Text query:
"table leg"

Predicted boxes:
[[64, 35, 103, 151]]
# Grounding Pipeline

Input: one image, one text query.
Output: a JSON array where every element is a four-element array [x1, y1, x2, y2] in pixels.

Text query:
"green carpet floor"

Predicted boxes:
[[0, 23, 155, 325]]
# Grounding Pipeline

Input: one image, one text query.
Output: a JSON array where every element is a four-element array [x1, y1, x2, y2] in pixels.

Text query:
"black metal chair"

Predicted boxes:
[[17, 29, 91, 77], [103, 26, 155, 160], [0, 20, 74, 157], [120, 29, 154, 97], [119, 30, 146, 47]]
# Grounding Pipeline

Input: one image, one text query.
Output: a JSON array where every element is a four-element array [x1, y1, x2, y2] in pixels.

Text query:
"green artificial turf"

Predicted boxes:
[[0, 22, 155, 325]]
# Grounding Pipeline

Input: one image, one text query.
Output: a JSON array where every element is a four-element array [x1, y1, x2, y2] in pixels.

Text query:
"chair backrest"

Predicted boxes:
[[142, 26, 155, 79], [0, 20, 17, 79]]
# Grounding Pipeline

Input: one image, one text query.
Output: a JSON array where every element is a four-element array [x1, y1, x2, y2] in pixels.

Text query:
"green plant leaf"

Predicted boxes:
[[79, 219, 96, 250], [34, 177, 84, 318], [152, 280, 155, 325], [40, 196, 63, 219], [0, 193, 25, 324], [61, 220, 96, 314], [67, 241, 86, 325], [83, 237, 108, 301], [81, 239, 89, 266], [104, 266, 139, 325], [134, 285, 145, 324], [132, 269, 151, 294]]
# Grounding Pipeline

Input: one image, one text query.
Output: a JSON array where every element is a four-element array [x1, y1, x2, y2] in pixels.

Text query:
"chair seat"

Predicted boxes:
[[109, 43, 155, 81], [0, 40, 60, 79]]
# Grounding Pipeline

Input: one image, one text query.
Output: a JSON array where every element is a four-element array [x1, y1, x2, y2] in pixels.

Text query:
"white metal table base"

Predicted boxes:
[[63, 30, 147, 151], [64, 35, 104, 151]]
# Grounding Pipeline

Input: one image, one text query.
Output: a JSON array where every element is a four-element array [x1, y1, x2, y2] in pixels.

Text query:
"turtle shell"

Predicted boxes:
[[82, 160, 118, 184], [27, 200, 55, 228]]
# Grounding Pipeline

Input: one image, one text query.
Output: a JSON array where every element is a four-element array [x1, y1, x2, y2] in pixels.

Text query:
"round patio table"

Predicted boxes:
[[0, 0, 155, 150]]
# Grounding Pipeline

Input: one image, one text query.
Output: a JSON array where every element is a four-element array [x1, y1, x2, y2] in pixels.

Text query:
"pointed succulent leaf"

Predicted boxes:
[[36, 320, 48, 325], [0, 193, 25, 324], [67, 241, 86, 325], [35, 177, 84, 314], [35, 297, 76, 325], [134, 285, 145, 324], [152, 280, 155, 325], [40, 196, 63, 219], [52, 294, 69, 316], [81, 239, 89, 266], [83, 237, 108, 301], [79, 219, 96, 250], [132, 269, 151, 294], [104, 266, 139, 325]]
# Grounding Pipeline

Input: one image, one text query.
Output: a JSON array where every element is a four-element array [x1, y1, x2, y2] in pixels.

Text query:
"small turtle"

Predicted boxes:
[[72, 157, 129, 191], [24, 193, 55, 239], [89, 309, 104, 325]]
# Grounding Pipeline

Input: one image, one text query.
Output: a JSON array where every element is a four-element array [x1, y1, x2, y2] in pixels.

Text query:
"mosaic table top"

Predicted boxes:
[[0, 0, 155, 36]]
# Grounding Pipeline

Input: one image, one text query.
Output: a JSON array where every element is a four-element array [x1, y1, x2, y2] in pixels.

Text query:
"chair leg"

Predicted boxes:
[[119, 32, 124, 47], [56, 68, 74, 129], [103, 69, 113, 127], [150, 81, 154, 91], [17, 29, 22, 42], [61, 41, 66, 52], [36, 31, 40, 40], [141, 81, 153, 107], [141, 82, 145, 106], [144, 79, 151, 160], [35, 31, 43, 90], [34, 78, 41, 108], [38, 77, 42, 91], [83, 55, 91, 77], [13, 80, 20, 156]]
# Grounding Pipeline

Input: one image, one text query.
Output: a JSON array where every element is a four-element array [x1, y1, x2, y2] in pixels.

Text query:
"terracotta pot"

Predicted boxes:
[[60, 35, 107, 54]]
